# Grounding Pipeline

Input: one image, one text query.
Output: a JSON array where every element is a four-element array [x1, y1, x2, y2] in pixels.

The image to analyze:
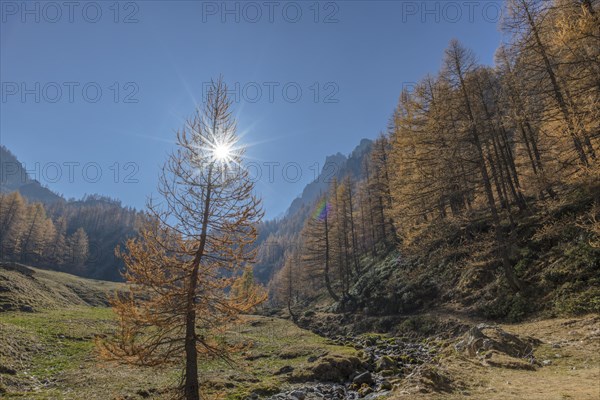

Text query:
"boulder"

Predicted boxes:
[[290, 390, 306, 399], [311, 356, 363, 382], [379, 380, 393, 390], [375, 355, 396, 372], [353, 371, 374, 386], [455, 324, 538, 358]]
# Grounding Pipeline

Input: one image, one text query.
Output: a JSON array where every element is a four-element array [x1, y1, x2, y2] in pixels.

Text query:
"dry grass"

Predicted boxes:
[[0, 308, 359, 399], [1, 264, 598, 399], [390, 315, 600, 399], [0, 263, 123, 312]]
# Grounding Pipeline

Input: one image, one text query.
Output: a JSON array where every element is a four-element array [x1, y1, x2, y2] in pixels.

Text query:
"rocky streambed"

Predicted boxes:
[[260, 332, 440, 400]]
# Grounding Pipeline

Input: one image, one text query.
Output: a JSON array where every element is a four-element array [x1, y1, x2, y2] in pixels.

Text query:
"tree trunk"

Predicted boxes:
[[183, 164, 214, 400], [323, 211, 340, 302], [184, 309, 200, 400], [20, 208, 39, 263], [364, 163, 377, 256], [524, 2, 588, 165], [287, 261, 297, 322], [454, 55, 524, 292], [347, 184, 361, 276]]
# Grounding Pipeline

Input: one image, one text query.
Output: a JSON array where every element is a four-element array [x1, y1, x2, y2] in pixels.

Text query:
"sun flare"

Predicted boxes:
[[213, 142, 232, 162]]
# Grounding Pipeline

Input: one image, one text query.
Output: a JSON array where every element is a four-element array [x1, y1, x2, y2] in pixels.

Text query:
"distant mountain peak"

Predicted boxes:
[[0, 146, 63, 204], [285, 139, 372, 217]]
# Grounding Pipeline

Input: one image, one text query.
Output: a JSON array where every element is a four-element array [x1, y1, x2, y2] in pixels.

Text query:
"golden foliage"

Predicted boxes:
[[97, 78, 264, 400]]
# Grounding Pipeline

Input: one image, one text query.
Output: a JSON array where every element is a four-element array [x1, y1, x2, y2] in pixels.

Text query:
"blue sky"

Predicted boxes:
[[1, 1, 504, 218]]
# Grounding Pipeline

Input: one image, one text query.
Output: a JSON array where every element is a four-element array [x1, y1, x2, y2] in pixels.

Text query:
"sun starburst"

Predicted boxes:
[[186, 116, 250, 179], [213, 142, 232, 162], [193, 124, 242, 172]]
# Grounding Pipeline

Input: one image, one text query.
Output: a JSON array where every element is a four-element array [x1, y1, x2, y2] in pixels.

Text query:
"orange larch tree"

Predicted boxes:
[[98, 78, 264, 400]]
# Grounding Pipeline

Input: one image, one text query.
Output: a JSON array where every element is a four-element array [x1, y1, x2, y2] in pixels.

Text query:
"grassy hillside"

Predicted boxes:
[[0, 263, 123, 312], [0, 308, 365, 399], [1, 264, 598, 400], [0, 264, 365, 399]]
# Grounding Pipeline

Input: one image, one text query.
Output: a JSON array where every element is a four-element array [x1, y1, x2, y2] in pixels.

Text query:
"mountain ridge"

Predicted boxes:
[[1, 139, 374, 283], [253, 138, 374, 284], [285, 138, 373, 218], [0, 145, 63, 204]]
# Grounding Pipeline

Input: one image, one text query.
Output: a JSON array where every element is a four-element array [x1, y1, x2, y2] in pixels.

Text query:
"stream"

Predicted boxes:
[[261, 331, 438, 400]]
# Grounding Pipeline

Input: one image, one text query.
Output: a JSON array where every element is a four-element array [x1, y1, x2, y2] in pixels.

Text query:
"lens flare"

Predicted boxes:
[[213, 142, 232, 162], [313, 198, 330, 221]]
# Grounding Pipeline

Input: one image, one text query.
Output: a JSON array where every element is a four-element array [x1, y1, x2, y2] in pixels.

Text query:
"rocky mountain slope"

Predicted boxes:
[[0, 146, 62, 204], [253, 138, 373, 284]]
